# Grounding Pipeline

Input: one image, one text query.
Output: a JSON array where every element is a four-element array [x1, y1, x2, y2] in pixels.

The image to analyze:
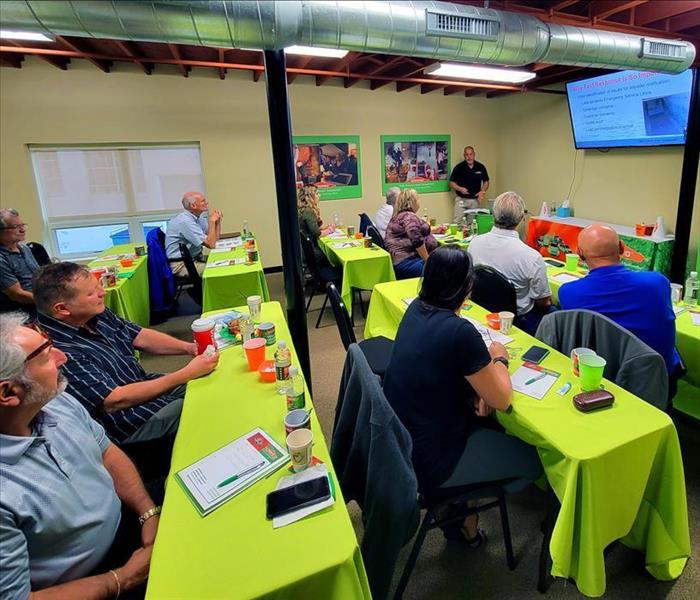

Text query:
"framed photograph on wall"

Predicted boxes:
[[292, 135, 362, 200], [380, 134, 451, 194]]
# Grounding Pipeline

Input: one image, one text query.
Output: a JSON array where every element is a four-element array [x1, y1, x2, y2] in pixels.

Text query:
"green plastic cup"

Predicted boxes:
[[565, 253, 579, 272], [579, 355, 606, 392], [449, 223, 459, 235], [476, 213, 494, 235]]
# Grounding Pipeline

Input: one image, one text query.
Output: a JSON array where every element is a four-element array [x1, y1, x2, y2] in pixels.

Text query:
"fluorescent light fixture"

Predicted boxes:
[[0, 29, 54, 42], [425, 62, 536, 83], [284, 45, 348, 59]]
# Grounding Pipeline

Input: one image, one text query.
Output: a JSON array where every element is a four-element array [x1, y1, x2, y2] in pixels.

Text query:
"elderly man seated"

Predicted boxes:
[[373, 187, 400, 239], [33, 262, 219, 446], [468, 191, 553, 334], [559, 224, 681, 393], [0, 312, 158, 598], [0, 208, 40, 315], [165, 191, 223, 277]]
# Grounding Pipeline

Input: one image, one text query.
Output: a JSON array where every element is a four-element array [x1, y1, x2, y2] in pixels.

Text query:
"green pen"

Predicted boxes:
[[525, 372, 548, 386], [217, 461, 265, 488]]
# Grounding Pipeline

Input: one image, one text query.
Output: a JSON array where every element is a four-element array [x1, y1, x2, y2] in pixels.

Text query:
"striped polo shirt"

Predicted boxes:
[[38, 308, 176, 443]]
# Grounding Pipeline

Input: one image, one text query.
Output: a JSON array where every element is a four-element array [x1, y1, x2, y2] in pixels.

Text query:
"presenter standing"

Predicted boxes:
[[449, 146, 490, 223]]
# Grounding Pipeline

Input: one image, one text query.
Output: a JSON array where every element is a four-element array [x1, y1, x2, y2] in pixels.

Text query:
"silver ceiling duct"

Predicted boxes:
[[0, 1, 694, 74]]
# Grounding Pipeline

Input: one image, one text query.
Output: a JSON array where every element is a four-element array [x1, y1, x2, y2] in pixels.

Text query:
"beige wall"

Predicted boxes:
[[1, 58, 697, 269], [0, 58, 497, 266], [493, 92, 700, 269]]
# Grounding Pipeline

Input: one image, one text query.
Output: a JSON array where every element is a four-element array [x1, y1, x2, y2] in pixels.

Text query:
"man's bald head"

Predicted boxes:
[[577, 224, 623, 269]]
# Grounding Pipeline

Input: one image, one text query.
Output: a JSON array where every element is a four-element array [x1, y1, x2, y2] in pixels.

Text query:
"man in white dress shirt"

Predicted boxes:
[[373, 187, 400, 239]]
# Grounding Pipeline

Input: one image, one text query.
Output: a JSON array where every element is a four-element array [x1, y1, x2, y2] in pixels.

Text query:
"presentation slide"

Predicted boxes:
[[566, 69, 692, 148]]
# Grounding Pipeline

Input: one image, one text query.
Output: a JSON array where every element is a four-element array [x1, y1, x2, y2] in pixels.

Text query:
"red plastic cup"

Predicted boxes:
[[486, 313, 501, 330], [120, 257, 134, 267], [191, 318, 215, 355], [243, 338, 266, 371]]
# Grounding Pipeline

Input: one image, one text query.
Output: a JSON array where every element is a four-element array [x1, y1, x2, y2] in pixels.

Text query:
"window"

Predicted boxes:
[[30, 144, 205, 258]]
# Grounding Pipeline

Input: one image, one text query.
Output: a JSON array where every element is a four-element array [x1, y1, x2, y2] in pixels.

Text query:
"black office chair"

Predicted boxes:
[[358, 213, 374, 236], [471, 265, 518, 314], [300, 234, 342, 328], [326, 282, 394, 380], [366, 225, 386, 250], [27, 242, 52, 266], [177, 243, 203, 307]]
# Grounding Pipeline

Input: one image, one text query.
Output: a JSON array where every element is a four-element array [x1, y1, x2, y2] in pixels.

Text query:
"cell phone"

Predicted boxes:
[[521, 345, 550, 365], [266, 475, 331, 519], [544, 259, 565, 267]]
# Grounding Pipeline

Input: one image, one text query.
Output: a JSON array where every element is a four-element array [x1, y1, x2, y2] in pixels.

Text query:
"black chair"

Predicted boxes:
[[367, 224, 386, 250], [359, 213, 374, 236], [300, 234, 342, 328], [326, 282, 394, 380], [471, 265, 518, 314], [176, 243, 203, 307], [27, 242, 51, 266]]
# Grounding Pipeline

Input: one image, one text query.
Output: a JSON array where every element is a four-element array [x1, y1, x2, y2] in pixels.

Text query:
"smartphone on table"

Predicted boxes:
[[266, 475, 331, 519], [521, 345, 550, 365]]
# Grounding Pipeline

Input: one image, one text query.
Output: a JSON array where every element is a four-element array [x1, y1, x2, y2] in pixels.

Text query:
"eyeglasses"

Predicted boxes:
[[24, 322, 53, 363], [0, 223, 28, 230]]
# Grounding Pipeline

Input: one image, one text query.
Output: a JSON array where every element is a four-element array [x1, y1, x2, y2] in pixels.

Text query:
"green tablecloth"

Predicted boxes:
[[435, 231, 471, 247], [147, 301, 370, 599], [88, 244, 150, 326], [365, 279, 690, 597], [318, 233, 395, 314], [202, 244, 270, 313], [546, 262, 700, 387]]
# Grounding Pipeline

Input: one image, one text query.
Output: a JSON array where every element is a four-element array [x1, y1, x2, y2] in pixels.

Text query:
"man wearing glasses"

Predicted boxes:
[[0, 312, 158, 598], [0, 208, 39, 314]]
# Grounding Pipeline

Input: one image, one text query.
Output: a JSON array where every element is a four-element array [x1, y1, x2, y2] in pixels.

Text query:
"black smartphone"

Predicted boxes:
[[544, 259, 565, 267], [522, 345, 550, 365], [266, 476, 331, 519]]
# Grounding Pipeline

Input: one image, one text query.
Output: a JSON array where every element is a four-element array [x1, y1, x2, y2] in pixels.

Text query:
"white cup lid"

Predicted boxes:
[[191, 317, 214, 332]]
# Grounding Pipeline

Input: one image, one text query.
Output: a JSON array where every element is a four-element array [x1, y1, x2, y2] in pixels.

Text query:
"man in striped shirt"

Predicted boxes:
[[33, 262, 219, 445]]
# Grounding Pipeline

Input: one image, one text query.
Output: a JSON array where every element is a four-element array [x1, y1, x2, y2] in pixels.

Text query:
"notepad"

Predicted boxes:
[[332, 241, 360, 249], [215, 237, 242, 249], [93, 253, 132, 262], [208, 258, 246, 268], [326, 231, 346, 239], [175, 428, 288, 516], [551, 272, 581, 284], [511, 366, 558, 400], [463, 317, 513, 346]]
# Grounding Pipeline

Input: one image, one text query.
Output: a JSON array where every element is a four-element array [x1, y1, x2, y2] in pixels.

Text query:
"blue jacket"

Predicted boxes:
[[146, 228, 175, 317]]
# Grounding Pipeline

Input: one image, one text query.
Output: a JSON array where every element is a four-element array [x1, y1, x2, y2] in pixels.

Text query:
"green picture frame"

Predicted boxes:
[[292, 135, 362, 200], [380, 134, 451, 194]]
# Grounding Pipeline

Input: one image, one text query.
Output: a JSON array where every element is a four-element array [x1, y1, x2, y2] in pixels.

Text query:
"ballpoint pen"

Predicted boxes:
[[217, 461, 265, 488], [525, 372, 548, 386]]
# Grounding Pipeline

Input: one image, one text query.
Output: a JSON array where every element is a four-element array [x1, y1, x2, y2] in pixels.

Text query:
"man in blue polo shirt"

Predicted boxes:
[[559, 224, 679, 382]]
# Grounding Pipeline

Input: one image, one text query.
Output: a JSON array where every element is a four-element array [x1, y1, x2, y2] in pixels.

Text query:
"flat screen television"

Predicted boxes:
[[566, 68, 693, 149]]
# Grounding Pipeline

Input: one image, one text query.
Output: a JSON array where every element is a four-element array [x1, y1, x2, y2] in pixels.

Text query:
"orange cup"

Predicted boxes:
[[486, 313, 501, 330], [243, 338, 266, 371], [120, 258, 134, 267], [355, 232, 364, 239], [91, 268, 106, 281], [258, 359, 276, 383], [635, 224, 646, 236]]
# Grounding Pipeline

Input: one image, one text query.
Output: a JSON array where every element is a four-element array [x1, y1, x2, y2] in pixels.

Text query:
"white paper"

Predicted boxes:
[[463, 317, 514, 346], [511, 366, 558, 400], [552, 273, 581, 284], [332, 241, 360, 249], [402, 297, 416, 306], [326, 231, 346, 239], [93, 253, 131, 262], [176, 428, 288, 516], [433, 233, 450, 239], [690, 312, 700, 326], [210, 247, 231, 254], [272, 465, 335, 529], [672, 305, 688, 316], [208, 258, 246, 268], [215, 237, 243, 249]]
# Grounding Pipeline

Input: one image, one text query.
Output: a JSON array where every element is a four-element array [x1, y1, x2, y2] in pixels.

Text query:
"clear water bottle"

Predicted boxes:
[[333, 212, 340, 227], [285, 366, 305, 411], [242, 220, 250, 239], [274, 341, 292, 395], [239, 313, 254, 342], [684, 271, 699, 305]]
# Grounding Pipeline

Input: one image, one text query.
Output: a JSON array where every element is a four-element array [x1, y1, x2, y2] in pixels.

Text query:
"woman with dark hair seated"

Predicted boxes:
[[383, 245, 542, 544]]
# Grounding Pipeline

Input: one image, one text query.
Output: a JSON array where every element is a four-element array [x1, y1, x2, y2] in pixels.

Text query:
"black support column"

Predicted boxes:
[[671, 67, 700, 283], [262, 49, 311, 387]]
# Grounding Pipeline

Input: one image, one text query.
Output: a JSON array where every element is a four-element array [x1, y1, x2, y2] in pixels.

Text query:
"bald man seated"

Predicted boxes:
[[559, 224, 680, 385]]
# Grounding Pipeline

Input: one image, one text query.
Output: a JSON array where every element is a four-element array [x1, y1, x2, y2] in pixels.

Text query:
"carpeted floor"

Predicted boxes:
[[143, 272, 699, 599]]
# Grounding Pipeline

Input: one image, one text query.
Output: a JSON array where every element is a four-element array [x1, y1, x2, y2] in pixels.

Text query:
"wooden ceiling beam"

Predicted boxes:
[[0, 52, 23, 68], [589, 1, 649, 24], [167, 44, 189, 77], [396, 81, 419, 92], [5, 39, 67, 70], [253, 53, 263, 81], [420, 83, 443, 94], [217, 48, 226, 80], [633, 1, 700, 27], [669, 10, 700, 32], [288, 56, 313, 83], [114, 40, 151, 75], [56, 36, 110, 72], [464, 88, 484, 97], [550, 0, 581, 11], [443, 85, 464, 95]]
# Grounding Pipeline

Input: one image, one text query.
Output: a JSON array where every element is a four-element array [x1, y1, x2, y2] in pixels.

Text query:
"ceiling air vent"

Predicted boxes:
[[425, 9, 500, 41], [640, 38, 688, 62]]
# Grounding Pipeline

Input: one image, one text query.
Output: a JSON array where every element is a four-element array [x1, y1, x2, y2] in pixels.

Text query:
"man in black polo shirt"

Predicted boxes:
[[33, 262, 219, 447], [449, 146, 490, 223]]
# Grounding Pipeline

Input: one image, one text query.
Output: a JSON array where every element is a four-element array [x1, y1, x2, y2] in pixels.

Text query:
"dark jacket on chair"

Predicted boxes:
[[146, 228, 175, 321], [331, 345, 419, 600], [536, 309, 668, 410]]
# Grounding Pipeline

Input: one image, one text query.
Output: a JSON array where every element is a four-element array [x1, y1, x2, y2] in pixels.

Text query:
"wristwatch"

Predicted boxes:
[[138, 506, 162, 526], [492, 356, 509, 368]]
